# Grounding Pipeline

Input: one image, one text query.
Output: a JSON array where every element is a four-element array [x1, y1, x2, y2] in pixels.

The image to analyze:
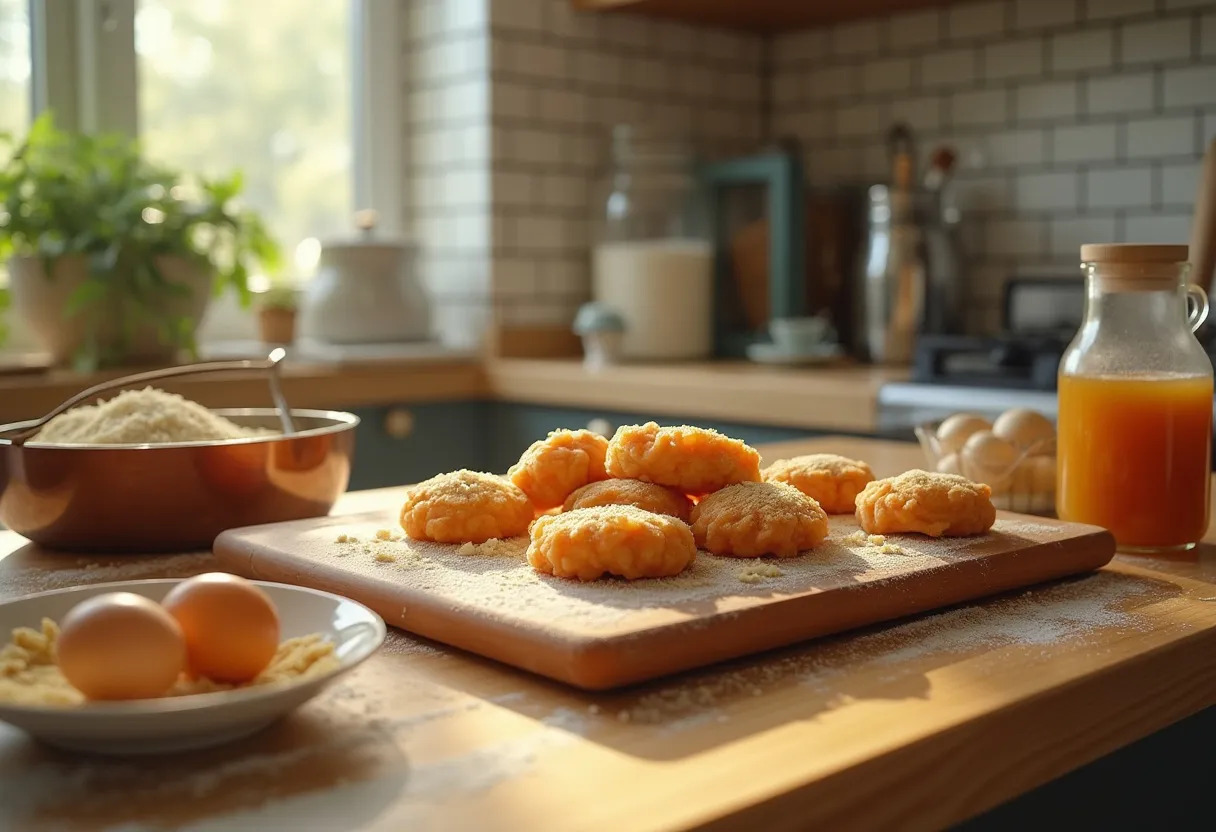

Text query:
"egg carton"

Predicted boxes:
[[915, 421, 1057, 517]]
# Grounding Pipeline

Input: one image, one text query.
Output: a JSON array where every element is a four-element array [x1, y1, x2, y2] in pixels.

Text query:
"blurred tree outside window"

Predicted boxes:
[[0, 0, 28, 140], [136, 0, 353, 288]]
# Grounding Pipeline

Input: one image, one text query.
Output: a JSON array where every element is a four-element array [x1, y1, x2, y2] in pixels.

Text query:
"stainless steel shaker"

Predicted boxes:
[[856, 126, 962, 364]]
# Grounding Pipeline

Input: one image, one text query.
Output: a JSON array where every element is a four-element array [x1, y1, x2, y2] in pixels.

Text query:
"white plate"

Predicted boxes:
[[746, 342, 844, 366], [0, 579, 385, 755]]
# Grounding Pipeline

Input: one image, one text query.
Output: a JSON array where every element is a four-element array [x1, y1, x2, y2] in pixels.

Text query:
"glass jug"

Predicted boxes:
[[1057, 244, 1213, 552]]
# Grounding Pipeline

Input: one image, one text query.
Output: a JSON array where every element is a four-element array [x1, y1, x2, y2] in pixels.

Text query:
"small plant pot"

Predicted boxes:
[[258, 307, 297, 345]]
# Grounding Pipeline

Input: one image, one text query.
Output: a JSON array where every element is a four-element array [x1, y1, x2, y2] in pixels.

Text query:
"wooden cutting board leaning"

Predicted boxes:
[[214, 510, 1114, 690]]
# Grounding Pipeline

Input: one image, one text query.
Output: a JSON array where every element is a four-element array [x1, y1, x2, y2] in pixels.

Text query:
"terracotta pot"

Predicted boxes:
[[258, 307, 297, 345], [7, 254, 212, 366]]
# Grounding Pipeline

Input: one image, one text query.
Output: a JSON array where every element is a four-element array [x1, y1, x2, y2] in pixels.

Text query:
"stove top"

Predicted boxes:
[[912, 333, 1070, 391]]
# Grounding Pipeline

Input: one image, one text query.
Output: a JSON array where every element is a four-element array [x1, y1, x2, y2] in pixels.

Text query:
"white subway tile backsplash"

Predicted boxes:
[[1124, 212, 1191, 243], [888, 94, 945, 133], [1050, 28, 1114, 73], [538, 173, 587, 209], [537, 88, 587, 124], [863, 58, 914, 94], [1016, 171, 1080, 210], [807, 65, 859, 101], [1163, 65, 1216, 107], [986, 219, 1048, 256], [1120, 17, 1193, 65], [773, 28, 829, 68], [1161, 161, 1200, 205], [492, 171, 535, 208], [886, 9, 942, 51], [984, 37, 1046, 80], [1013, 0, 1079, 31], [1052, 122, 1118, 162], [920, 47, 979, 88], [832, 19, 883, 57], [1125, 115, 1197, 157], [951, 89, 1010, 126], [1015, 79, 1081, 120], [1084, 0, 1155, 21], [1084, 71, 1155, 114], [835, 102, 885, 138], [1086, 167, 1153, 208], [948, 1, 1007, 40], [954, 173, 1014, 212], [986, 128, 1048, 166], [1050, 217, 1118, 257]]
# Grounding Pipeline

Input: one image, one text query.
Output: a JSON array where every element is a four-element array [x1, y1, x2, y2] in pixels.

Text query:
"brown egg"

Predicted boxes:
[[57, 592, 186, 700], [936, 413, 992, 455], [162, 573, 280, 683], [1027, 455, 1057, 494], [992, 408, 1056, 455], [961, 430, 1019, 494]]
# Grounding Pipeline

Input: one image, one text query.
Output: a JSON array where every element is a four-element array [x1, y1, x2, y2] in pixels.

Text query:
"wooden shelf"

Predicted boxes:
[[573, 0, 959, 31]]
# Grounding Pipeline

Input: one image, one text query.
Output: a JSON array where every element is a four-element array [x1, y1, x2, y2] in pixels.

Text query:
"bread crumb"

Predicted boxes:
[[842, 530, 867, 545], [737, 564, 785, 584], [374, 551, 397, 563], [375, 529, 395, 541], [335, 533, 349, 544], [880, 543, 905, 554], [457, 542, 477, 555], [867, 534, 886, 546]]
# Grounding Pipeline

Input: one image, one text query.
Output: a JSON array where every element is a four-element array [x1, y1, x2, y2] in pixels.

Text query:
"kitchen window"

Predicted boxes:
[[1, 0, 401, 289]]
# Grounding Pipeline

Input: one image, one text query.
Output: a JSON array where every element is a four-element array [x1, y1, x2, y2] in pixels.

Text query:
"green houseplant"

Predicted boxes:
[[256, 283, 299, 345], [0, 113, 281, 369]]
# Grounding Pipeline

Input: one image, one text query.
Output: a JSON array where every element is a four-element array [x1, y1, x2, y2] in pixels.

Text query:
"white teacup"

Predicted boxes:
[[769, 316, 836, 354]]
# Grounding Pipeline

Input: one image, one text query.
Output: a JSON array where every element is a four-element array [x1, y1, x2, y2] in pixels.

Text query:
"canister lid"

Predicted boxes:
[[1080, 243, 1188, 263]]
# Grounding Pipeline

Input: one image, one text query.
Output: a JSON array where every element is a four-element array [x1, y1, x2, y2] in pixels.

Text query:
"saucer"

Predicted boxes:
[[746, 342, 844, 366]]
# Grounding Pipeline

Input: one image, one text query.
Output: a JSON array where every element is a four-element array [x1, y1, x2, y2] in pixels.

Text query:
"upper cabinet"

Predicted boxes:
[[572, 0, 957, 32]]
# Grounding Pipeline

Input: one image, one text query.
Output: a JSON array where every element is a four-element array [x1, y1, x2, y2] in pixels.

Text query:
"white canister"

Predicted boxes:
[[592, 239, 713, 360], [302, 218, 431, 344]]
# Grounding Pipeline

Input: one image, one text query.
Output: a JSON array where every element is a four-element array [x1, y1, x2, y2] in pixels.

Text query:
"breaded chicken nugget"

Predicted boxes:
[[690, 481, 829, 558], [508, 429, 609, 510], [400, 470, 533, 543], [605, 422, 761, 495], [562, 478, 693, 521], [762, 453, 875, 514], [855, 469, 995, 537], [528, 505, 696, 581]]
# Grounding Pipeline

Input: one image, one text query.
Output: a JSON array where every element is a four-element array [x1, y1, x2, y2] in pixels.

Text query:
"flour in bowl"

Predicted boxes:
[[34, 387, 274, 445]]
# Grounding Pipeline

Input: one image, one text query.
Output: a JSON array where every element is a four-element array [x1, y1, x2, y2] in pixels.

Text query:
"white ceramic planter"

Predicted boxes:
[[302, 241, 430, 344], [7, 254, 212, 365]]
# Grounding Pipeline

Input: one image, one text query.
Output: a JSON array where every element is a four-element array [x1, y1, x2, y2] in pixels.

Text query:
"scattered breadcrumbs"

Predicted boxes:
[[841, 530, 868, 545], [456, 538, 525, 557], [880, 543, 905, 554], [737, 564, 785, 584], [375, 529, 397, 541], [334, 534, 349, 543], [867, 534, 886, 546], [374, 551, 397, 563]]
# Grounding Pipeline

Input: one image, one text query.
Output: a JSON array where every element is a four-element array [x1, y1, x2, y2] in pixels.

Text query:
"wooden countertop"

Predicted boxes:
[[3, 437, 1215, 830], [0, 357, 909, 433], [486, 359, 908, 433]]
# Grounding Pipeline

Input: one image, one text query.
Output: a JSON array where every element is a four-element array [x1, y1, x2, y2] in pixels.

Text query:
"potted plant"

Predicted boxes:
[[257, 284, 299, 345], [0, 114, 281, 370]]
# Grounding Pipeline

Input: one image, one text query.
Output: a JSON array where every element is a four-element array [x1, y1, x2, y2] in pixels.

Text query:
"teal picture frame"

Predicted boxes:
[[698, 152, 806, 358]]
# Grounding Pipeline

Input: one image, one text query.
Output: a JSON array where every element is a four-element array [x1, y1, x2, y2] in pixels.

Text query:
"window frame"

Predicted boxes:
[[29, 0, 399, 230]]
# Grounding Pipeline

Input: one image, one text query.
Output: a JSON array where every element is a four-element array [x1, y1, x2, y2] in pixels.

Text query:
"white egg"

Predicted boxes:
[[936, 452, 962, 476], [936, 413, 992, 455], [962, 430, 1019, 494], [992, 408, 1056, 455]]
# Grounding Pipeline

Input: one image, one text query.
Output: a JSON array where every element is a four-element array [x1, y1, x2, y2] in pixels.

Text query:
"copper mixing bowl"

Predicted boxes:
[[0, 409, 358, 552]]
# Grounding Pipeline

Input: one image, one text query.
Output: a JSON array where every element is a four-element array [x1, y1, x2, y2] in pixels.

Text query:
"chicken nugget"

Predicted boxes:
[[562, 478, 693, 521], [400, 470, 533, 543], [690, 481, 829, 558], [508, 429, 610, 510], [762, 453, 875, 514], [855, 469, 995, 537], [528, 506, 696, 581], [605, 422, 761, 496]]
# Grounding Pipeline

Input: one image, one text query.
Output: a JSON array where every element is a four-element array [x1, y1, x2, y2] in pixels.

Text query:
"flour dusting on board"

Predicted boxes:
[[248, 515, 1068, 635]]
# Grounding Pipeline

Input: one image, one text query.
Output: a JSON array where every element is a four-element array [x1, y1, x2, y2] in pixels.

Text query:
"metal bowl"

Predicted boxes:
[[0, 409, 359, 552]]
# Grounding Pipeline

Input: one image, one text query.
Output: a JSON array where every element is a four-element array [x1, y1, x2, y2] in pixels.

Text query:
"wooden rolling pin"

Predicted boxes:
[[1189, 138, 1216, 291]]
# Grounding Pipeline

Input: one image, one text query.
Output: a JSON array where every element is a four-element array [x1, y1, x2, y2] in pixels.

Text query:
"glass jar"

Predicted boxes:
[[1057, 244, 1213, 552], [590, 125, 712, 360]]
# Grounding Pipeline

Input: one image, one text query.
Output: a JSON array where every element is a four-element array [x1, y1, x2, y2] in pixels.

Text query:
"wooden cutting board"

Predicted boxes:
[[214, 511, 1115, 690]]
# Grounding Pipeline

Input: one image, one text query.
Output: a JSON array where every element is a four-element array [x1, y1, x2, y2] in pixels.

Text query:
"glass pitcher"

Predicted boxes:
[[1057, 244, 1213, 552]]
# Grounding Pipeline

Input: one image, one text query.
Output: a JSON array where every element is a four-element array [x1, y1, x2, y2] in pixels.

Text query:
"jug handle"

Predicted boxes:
[[1187, 284, 1209, 332]]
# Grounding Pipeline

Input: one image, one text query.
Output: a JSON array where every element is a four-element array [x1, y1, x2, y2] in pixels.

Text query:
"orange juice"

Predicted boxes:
[[1057, 374, 1212, 549]]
